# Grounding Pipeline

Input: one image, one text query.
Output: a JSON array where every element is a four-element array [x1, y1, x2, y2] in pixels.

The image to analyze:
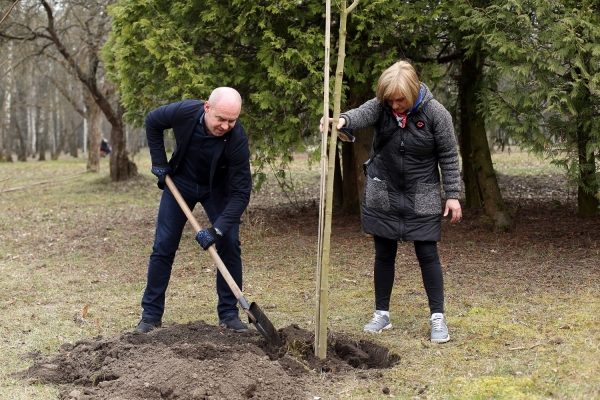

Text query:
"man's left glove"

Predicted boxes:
[[196, 227, 223, 250], [151, 165, 172, 184]]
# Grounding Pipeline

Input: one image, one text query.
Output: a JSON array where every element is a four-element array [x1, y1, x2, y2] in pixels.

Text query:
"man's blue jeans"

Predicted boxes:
[[141, 175, 242, 321]]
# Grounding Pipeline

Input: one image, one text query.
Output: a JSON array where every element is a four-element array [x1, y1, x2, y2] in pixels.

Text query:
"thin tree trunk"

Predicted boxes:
[[458, 59, 482, 208], [86, 93, 102, 172], [463, 54, 513, 231], [315, 0, 332, 360], [54, 120, 81, 160], [352, 126, 373, 209], [577, 134, 599, 217], [333, 146, 343, 210], [14, 114, 27, 162], [27, 103, 36, 158], [342, 85, 374, 217], [315, 0, 359, 360], [341, 141, 360, 213], [38, 106, 47, 161], [0, 42, 13, 162], [83, 105, 88, 155], [51, 107, 65, 160], [329, 139, 360, 214], [568, 65, 600, 217], [109, 102, 137, 180], [68, 132, 78, 158], [29, 82, 38, 158], [0, 89, 11, 162], [49, 87, 58, 158], [575, 87, 600, 217]]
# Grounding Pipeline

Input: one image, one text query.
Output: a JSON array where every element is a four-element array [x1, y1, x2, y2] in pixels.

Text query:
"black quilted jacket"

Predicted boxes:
[[341, 83, 460, 242]]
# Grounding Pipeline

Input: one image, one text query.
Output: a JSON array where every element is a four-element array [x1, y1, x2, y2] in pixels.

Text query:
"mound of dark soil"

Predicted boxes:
[[18, 321, 399, 399]]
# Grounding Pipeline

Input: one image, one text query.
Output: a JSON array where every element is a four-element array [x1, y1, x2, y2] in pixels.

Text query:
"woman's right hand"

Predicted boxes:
[[319, 117, 346, 133]]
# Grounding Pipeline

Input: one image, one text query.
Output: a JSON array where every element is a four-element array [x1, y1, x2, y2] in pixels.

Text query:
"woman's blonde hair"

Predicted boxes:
[[376, 61, 421, 108]]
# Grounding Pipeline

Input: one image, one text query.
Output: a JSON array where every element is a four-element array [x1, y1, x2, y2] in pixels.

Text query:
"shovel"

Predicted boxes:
[[164, 175, 282, 347]]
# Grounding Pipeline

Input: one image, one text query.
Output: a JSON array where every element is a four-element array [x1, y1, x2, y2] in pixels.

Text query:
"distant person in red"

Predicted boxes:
[[100, 138, 111, 156]]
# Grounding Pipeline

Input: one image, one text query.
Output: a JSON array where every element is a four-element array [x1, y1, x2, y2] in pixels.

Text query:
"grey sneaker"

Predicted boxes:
[[430, 313, 450, 343], [364, 311, 392, 333]]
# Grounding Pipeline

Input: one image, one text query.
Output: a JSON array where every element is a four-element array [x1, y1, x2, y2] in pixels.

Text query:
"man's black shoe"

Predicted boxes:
[[134, 318, 162, 333], [219, 315, 248, 332]]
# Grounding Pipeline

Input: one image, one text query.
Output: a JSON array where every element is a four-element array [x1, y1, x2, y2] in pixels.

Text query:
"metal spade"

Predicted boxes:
[[164, 175, 281, 347]]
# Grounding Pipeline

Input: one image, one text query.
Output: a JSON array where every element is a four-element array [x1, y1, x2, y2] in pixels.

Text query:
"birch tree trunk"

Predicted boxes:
[[85, 93, 102, 172], [38, 106, 47, 161], [27, 101, 37, 158], [0, 90, 12, 162], [83, 104, 88, 155], [49, 86, 58, 158], [0, 43, 13, 162], [15, 109, 27, 162], [51, 104, 65, 161]]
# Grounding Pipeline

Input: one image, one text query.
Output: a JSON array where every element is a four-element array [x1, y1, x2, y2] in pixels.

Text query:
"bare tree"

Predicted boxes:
[[1, 0, 136, 180]]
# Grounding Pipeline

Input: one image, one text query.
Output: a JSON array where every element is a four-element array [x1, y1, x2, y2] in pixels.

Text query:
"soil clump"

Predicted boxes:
[[19, 321, 399, 399]]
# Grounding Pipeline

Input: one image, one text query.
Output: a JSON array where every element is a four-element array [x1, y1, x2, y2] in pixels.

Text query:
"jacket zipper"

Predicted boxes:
[[399, 131, 406, 240]]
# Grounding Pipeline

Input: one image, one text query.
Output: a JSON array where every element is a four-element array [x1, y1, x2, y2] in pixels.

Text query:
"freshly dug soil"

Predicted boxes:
[[18, 321, 399, 399]]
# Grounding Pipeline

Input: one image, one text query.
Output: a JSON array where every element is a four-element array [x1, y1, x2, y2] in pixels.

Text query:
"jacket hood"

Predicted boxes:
[[413, 82, 433, 113]]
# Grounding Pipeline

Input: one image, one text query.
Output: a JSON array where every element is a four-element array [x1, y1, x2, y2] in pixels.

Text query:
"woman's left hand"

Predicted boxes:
[[444, 199, 462, 223]]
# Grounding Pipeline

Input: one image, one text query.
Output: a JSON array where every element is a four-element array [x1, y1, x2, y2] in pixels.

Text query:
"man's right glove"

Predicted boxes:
[[151, 165, 172, 184], [196, 227, 223, 250]]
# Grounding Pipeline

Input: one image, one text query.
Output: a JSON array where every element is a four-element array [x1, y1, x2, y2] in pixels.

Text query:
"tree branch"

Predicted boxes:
[[347, 0, 359, 14], [0, 0, 20, 27], [39, 0, 117, 126]]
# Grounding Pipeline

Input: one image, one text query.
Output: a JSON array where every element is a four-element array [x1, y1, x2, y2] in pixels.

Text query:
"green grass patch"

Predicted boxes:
[[448, 375, 539, 399]]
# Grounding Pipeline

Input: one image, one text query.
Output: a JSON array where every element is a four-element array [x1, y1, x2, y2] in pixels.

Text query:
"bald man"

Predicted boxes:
[[137, 87, 252, 333]]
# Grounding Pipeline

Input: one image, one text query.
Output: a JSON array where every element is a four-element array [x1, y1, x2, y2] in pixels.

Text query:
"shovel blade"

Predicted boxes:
[[248, 302, 282, 347]]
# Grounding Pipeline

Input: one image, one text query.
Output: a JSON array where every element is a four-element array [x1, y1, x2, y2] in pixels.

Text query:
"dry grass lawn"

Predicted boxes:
[[0, 149, 599, 399]]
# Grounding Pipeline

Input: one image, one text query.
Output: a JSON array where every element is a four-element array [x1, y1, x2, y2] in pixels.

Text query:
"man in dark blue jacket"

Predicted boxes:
[[135, 87, 252, 333]]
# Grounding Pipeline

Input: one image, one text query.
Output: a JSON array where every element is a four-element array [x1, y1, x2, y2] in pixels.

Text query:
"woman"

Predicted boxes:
[[321, 61, 462, 342]]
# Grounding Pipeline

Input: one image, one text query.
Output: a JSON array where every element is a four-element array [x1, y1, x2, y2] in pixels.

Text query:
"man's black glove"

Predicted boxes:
[[151, 165, 172, 184], [196, 227, 223, 250]]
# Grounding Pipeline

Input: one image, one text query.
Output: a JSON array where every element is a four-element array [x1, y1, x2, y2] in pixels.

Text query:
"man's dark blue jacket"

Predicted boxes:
[[146, 99, 252, 235]]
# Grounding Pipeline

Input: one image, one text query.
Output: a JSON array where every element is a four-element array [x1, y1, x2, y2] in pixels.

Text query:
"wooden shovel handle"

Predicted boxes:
[[164, 175, 244, 300]]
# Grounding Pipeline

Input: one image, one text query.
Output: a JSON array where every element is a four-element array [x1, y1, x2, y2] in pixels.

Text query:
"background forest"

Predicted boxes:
[[1, 1, 600, 399], [0, 0, 599, 222]]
